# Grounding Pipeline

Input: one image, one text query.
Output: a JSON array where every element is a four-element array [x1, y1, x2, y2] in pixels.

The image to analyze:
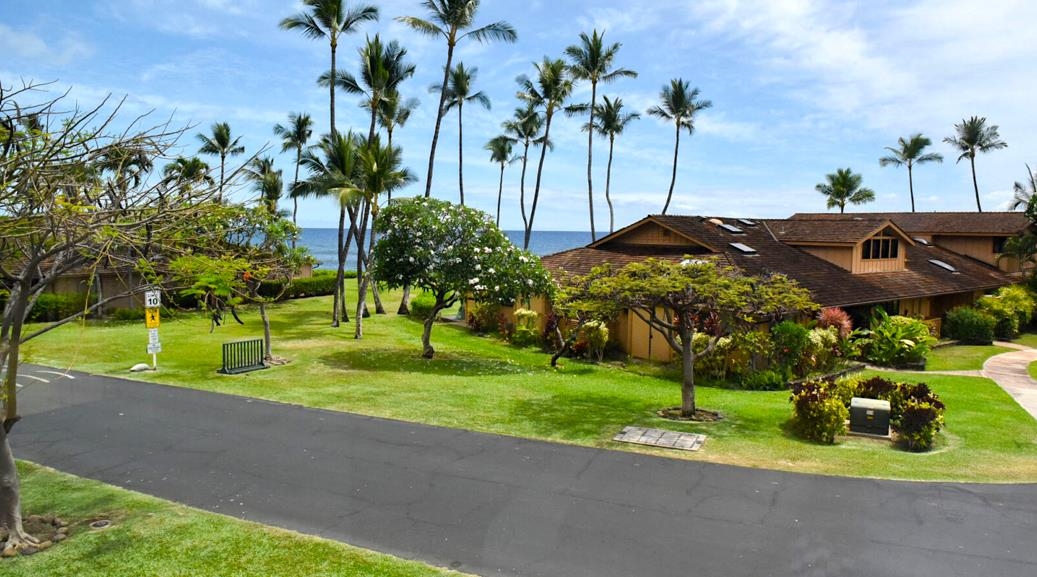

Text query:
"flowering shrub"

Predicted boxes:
[[976, 285, 1035, 339], [817, 307, 853, 340], [510, 307, 541, 346], [805, 326, 840, 373], [837, 376, 945, 451], [583, 320, 609, 362]]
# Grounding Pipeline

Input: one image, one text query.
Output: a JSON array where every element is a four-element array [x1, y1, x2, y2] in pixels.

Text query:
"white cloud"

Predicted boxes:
[[0, 25, 93, 65]]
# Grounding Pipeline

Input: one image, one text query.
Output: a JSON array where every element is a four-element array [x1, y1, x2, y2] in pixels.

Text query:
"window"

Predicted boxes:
[[993, 236, 1008, 253], [729, 242, 757, 255], [719, 223, 744, 234], [862, 237, 899, 260]]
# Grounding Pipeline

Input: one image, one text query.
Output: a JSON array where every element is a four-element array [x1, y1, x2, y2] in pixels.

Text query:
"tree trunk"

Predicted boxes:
[[259, 301, 272, 361], [368, 210, 386, 315], [218, 153, 226, 203], [605, 136, 616, 234], [329, 36, 337, 136], [0, 424, 35, 550], [457, 102, 465, 205], [398, 285, 411, 315], [496, 164, 505, 228], [332, 205, 346, 327], [971, 154, 983, 212], [662, 123, 680, 215], [421, 301, 448, 359], [291, 147, 301, 250], [519, 141, 530, 233], [425, 43, 456, 197], [354, 202, 371, 338], [586, 82, 597, 241], [550, 319, 586, 367], [525, 111, 554, 250], [680, 329, 696, 417], [907, 163, 915, 213]]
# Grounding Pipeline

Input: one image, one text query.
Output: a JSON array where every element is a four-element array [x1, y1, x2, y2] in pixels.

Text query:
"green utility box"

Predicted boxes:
[[849, 397, 890, 436]]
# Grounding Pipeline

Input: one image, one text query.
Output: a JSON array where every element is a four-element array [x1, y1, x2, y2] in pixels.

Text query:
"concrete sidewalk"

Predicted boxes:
[[982, 345, 1037, 420]]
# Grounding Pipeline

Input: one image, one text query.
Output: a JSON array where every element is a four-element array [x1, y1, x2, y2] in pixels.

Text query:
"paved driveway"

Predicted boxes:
[[11, 365, 1037, 577]]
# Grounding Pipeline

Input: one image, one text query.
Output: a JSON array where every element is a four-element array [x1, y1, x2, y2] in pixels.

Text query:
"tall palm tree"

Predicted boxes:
[[647, 79, 712, 215], [879, 133, 943, 213], [245, 156, 284, 214], [374, 90, 419, 153], [196, 122, 245, 201], [502, 104, 544, 235], [433, 62, 490, 205], [816, 168, 875, 213], [273, 112, 313, 229], [943, 116, 1008, 212], [280, 0, 378, 137], [322, 35, 415, 142], [352, 135, 416, 338], [397, 0, 517, 197], [565, 29, 636, 241], [517, 57, 573, 249], [591, 95, 639, 235], [162, 156, 213, 192], [484, 135, 516, 227], [1011, 164, 1037, 211], [297, 131, 362, 326]]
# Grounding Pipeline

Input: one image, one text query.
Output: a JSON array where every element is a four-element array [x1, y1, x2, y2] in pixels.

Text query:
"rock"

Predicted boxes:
[[57, 519, 68, 528], [19, 546, 38, 556], [57, 526, 69, 535], [42, 514, 55, 524], [37, 541, 52, 550], [27, 514, 41, 523], [2, 547, 17, 558], [53, 533, 66, 542], [129, 363, 153, 372]]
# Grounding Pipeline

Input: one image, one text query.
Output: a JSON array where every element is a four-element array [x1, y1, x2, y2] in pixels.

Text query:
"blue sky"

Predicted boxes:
[[5, 1, 1036, 231]]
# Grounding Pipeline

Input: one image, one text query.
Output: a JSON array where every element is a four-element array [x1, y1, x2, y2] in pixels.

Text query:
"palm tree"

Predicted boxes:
[[816, 168, 875, 213], [280, 0, 378, 138], [502, 104, 544, 235], [943, 116, 1008, 212], [322, 35, 415, 142], [245, 156, 284, 214], [432, 62, 490, 205], [397, 0, 517, 197], [879, 133, 943, 212], [297, 131, 362, 326], [647, 79, 711, 215], [273, 112, 313, 229], [517, 57, 573, 249], [162, 156, 213, 192], [484, 135, 516, 227], [1011, 164, 1037, 211], [591, 95, 639, 234], [565, 29, 636, 241], [196, 122, 245, 201], [374, 90, 419, 153], [352, 135, 416, 338]]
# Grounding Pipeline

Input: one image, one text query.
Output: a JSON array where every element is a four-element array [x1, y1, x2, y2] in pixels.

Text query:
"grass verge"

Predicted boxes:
[[6, 461, 464, 577], [926, 344, 1013, 371], [20, 293, 1037, 482]]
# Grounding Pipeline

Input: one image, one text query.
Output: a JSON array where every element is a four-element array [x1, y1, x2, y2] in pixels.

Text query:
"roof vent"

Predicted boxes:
[[706, 218, 724, 226], [737, 218, 758, 227], [913, 237, 930, 246], [719, 223, 745, 234], [729, 242, 757, 255], [929, 259, 958, 273]]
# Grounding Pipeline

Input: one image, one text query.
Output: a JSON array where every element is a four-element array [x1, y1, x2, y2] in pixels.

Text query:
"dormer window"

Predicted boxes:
[[862, 237, 899, 260], [993, 236, 1008, 253]]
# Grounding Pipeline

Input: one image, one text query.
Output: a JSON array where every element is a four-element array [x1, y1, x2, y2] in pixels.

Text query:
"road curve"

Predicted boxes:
[[11, 364, 1037, 577]]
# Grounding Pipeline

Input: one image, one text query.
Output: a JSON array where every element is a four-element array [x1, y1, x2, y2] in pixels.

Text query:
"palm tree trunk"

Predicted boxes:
[[329, 36, 338, 136], [368, 210, 385, 315], [332, 206, 346, 327], [519, 142, 530, 233], [971, 155, 983, 212], [586, 82, 597, 241], [355, 202, 372, 339], [496, 163, 505, 227], [525, 111, 554, 250], [424, 43, 456, 197], [606, 136, 616, 234], [908, 163, 915, 212], [662, 123, 680, 215], [457, 103, 465, 206], [218, 153, 226, 202], [291, 147, 301, 250]]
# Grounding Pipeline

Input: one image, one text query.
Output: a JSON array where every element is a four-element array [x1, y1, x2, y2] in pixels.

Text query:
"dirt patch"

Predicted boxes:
[[0, 514, 70, 557], [656, 407, 724, 422]]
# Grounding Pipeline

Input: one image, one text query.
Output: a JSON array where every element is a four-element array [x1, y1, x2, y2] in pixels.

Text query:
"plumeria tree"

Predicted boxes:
[[592, 259, 815, 417], [372, 197, 552, 358]]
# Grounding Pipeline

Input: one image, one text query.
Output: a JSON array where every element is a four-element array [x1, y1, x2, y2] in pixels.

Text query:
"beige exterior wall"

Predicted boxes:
[[617, 223, 699, 247], [897, 297, 931, 318], [932, 235, 999, 267], [853, 241, 906, 273], [801, 246, 853, 271], [618, 308, 675, 362]]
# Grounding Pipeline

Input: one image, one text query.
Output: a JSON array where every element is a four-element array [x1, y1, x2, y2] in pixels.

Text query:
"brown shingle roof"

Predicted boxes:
[[541, 215, 1015, 308], [763, 218, 911, 245], [789, 212, 1030, 235]]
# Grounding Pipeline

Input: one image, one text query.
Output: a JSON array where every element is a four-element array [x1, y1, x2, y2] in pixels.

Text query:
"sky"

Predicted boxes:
[[4, 0, 1036, 232]]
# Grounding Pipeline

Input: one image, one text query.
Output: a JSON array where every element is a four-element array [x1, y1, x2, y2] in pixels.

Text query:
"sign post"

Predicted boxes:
[[144, 290, 161, 369]]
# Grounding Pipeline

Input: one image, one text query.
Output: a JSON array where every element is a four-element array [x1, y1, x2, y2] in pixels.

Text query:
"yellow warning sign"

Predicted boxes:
[[145, 307, 160, 329]]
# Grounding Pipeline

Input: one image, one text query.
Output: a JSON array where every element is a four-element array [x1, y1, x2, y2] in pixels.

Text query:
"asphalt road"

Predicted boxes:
[[11, 364, 1037, 577]]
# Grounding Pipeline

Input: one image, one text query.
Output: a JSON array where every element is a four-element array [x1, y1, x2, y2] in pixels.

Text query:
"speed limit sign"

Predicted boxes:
[[144, 290, 161, 308]]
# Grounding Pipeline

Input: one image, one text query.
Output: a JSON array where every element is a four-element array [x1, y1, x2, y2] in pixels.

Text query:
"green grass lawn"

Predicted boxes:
[[20, 293, 1037, 482], [1029, 361, 1037, 381], [927, 344, 1013, 371], [6, 461, 464, 577], [1012, 332, 1037, 349]]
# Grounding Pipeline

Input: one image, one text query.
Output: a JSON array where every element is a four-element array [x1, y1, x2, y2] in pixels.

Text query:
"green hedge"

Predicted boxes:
[[944, 306, 996, 344], [0, 292, 92, 323], [257, 270, 353, 300]]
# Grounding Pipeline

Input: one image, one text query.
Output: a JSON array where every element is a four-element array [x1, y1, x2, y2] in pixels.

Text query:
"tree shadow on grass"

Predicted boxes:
[[320, 349, 536, 377], [509, 392, 654, 441]]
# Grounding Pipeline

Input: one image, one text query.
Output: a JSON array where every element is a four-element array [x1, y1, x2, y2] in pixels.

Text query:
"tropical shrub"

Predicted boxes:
[[583, 320, 609, 362], [944, 306, 996, 344], [25, 293, 90, 322], [896, 383, 946, 451], [976, 285, 1034, 339], [257, 269, 342, 300], [856, 309, 935, 366], [510, 307, 540, 346], [805, 326, 840, 373], [466, 301, 501, 333], [409, 293, 438, 321], [817, 307, 853, 340], [739, 369, 785, 391], [789, 378, 848, 444], [771, 320, 811, 378], [109, 307, 146, 322]]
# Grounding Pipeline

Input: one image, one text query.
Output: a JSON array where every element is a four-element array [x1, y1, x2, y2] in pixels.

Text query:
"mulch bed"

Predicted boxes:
[[0, 514, 69, 558], [656, 407, 724, 422]]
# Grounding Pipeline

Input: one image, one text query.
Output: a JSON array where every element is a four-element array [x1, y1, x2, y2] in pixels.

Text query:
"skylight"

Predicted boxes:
[[719, 223, 744, 234], [729, 242, 757, 255], [913, 237, 930, 246], [737, 218, 758, 227], [929, 259, 958, 273]]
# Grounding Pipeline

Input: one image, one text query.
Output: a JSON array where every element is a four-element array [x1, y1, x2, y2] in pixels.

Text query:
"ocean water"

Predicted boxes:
[[298, 228, 592, 269]]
